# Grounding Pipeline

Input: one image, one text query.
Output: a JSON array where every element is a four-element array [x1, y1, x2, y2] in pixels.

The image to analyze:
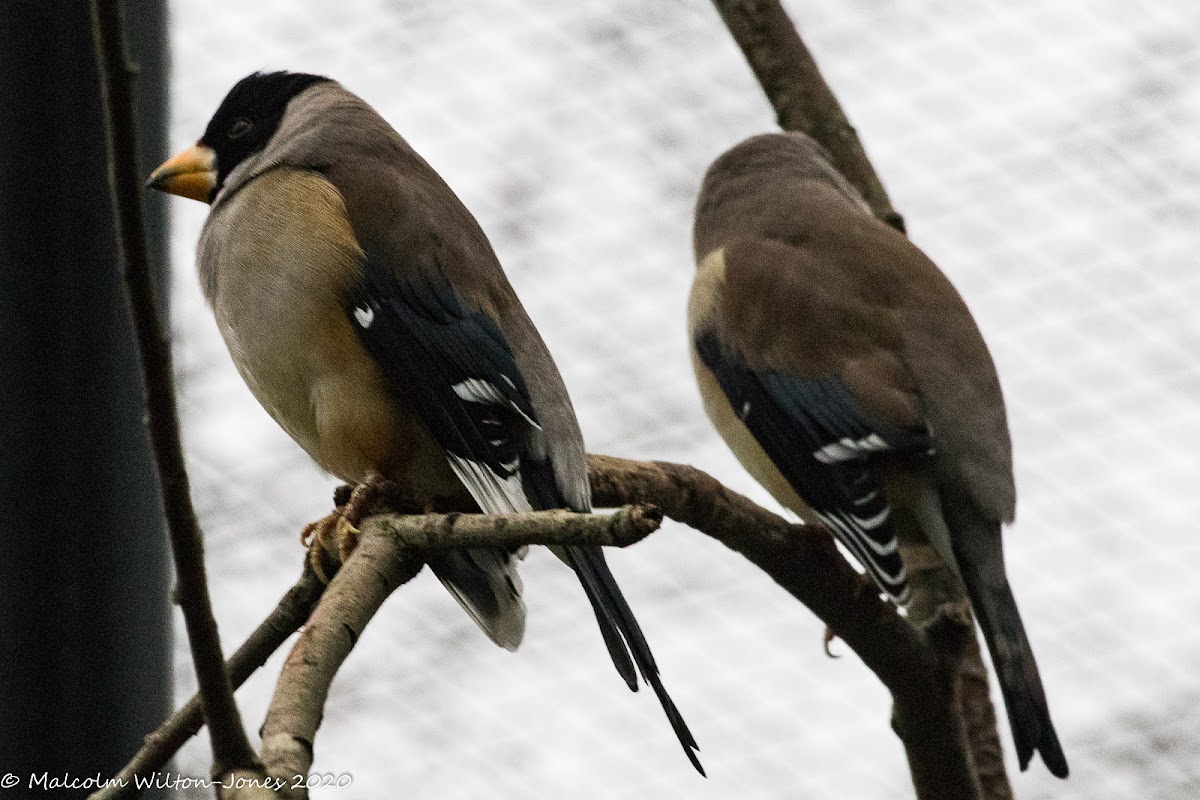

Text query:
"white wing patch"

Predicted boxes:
[[820, 511, 909, 602], [814, 433, 891, 464], [452, 378, 541, 429], [448, 454, 533, 515], [851, 505, 892, 534], [446, 377, 544, 515], [351, 304, 375, 329]]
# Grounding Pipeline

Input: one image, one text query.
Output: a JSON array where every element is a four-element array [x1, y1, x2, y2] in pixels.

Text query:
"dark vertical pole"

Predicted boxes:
[[0, 0, 171, 792]]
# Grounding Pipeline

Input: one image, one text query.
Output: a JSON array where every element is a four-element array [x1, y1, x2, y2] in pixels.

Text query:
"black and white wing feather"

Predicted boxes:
[[695, 330, 932, 603], [349, 269, 542, 515], [349, 263, 703, 774], [347, 264, 542, 653]]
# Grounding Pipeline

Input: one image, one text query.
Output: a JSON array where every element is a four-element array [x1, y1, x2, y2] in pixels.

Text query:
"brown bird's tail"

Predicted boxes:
[[563, 544, 705, 776], [427, 549, 527, 651], [947, 506, 1069, 779]]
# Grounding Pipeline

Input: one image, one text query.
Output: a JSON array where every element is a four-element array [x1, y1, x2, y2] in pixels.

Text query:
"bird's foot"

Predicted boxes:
[[822, 572, 878, 657], [301, 472, 385, 583], [822, 626, 841, 658]]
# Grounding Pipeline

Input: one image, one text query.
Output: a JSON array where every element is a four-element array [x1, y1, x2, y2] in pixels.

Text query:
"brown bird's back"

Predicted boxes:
[[689, 131, 1066, 777], [694, 133, 1013, 522]]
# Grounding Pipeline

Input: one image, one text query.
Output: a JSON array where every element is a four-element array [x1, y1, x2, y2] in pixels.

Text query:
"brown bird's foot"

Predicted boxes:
[[823, 625, 842, 658], [822, 572, 880, 656], [301, 472, 386, 582]]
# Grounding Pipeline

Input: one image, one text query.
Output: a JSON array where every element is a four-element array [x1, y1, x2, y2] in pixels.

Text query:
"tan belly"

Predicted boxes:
[[691, 350, 822, 526], [200, 168, 462, 498], [688, 248, 814, 521]]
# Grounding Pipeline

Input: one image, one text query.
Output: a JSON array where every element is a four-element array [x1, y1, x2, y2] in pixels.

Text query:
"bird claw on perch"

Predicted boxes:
[[301, 473, 385, 582], [823, 573, 877, 657]]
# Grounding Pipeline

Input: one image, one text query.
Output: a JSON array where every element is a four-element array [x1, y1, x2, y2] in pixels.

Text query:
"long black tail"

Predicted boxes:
[[564, 544, 704, 775], [950, 510, 1069, 779]]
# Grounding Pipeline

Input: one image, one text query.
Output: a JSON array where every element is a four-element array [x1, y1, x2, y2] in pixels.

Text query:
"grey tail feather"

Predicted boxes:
[[427, 549, 526, 652], [564, 544, 705, 776], [951, 515, 1069, 779]]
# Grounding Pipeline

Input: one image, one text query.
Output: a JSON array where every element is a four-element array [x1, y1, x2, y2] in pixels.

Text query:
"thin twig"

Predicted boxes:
[[90, 0, 258, 778], [367, 504, 662, 550], [88, 563, 325, 800]]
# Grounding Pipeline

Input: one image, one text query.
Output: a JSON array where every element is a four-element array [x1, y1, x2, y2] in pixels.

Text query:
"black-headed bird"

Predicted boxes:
[[687, 131, 1066, 778], [148, 71, 700, 773]]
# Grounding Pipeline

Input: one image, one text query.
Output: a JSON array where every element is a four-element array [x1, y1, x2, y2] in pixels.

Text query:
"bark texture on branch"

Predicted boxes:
[[88, 564, 326, 800], [710, 0, 905, 233], [366, 504, 662, 550], [261, 505, 662, 798], [589, 455, 978, 797], [261, 524, 422, 799], [91, 0, 259, 780]]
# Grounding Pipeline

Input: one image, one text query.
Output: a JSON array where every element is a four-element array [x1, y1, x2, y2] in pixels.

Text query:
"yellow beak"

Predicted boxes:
[[146, 144, 217, 203]]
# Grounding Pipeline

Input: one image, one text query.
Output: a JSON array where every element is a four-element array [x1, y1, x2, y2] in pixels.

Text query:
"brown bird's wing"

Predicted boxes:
[[692, 236, 933, 602], [316, 145, 591, 509], [694, 134, 1014, 525], [319, 154, 703, 774]]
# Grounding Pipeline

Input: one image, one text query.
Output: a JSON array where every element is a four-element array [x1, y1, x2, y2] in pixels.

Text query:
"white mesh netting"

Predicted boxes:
[[164, 1, 1200, 797]]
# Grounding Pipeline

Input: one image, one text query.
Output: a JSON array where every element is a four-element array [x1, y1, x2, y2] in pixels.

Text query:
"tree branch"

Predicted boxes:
[[366, 504, 662, 550], [259, 522, 421, 799], [91, 0, 259, 777], [91, 504, 659, 798], [588, 456, 927, 683], [706, 2, 1009, 796], [88, 563, 325, 800], [259, 506, 662, 798], [709, 0, 905, 232], [588, 455, 978, 798], [96, 457, 983, 797]]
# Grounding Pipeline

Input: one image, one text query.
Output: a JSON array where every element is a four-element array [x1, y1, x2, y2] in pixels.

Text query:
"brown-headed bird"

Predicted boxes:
[[147, 71, 700, 773], [688, 132, 1066, 778]]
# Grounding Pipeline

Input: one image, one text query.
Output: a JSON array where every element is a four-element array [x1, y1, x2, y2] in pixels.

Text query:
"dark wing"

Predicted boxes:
[[348, 260, 703, 774], [348, 264, 541, 514], [695, 329, 931, 603]]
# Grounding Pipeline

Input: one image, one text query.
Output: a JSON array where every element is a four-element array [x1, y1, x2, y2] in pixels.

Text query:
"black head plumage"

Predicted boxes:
[[200, 71, 331, 190]]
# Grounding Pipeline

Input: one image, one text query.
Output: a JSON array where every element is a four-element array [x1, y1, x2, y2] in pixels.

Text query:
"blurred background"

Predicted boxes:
[[158, 1, 1200, 797]]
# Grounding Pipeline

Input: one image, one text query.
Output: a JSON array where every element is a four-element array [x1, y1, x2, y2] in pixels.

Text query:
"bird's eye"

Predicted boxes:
[[228, 118, 253, 139]]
